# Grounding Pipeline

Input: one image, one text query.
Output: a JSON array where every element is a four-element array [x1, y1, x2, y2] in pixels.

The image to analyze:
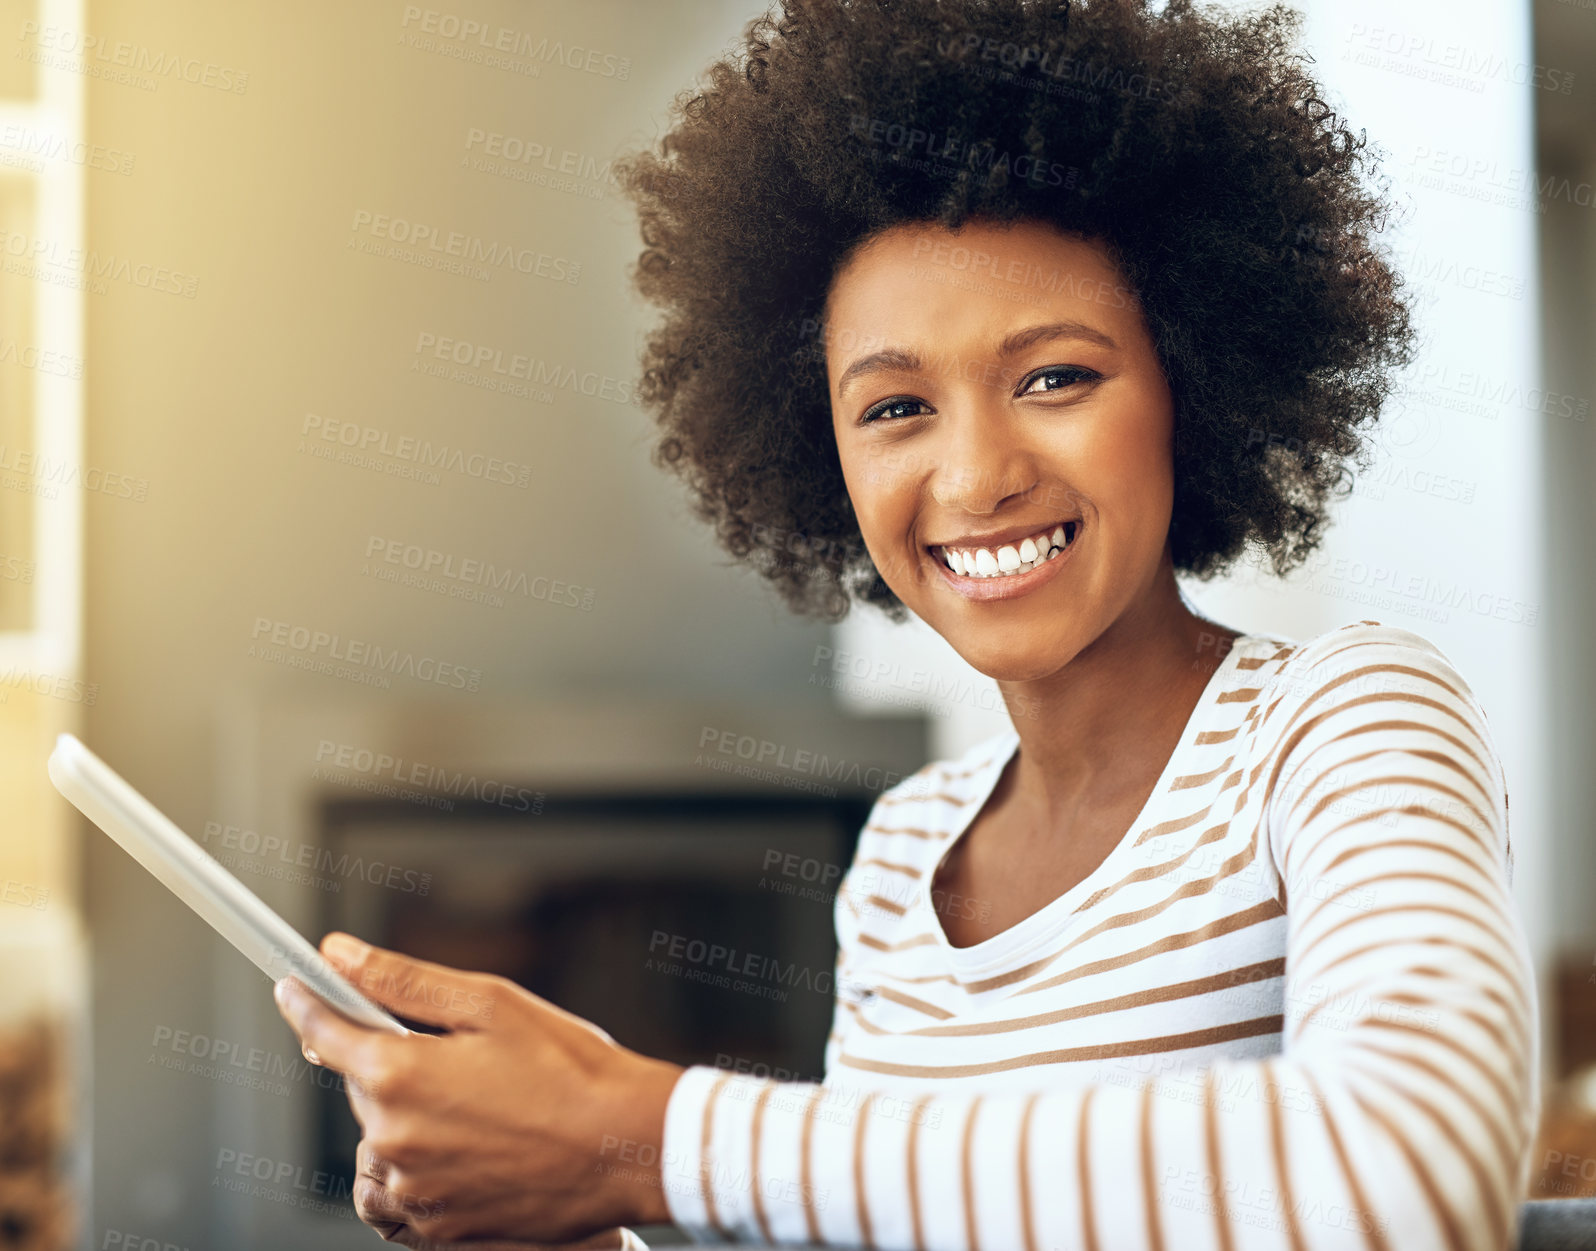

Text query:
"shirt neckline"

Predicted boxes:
[[912, 633, 1260, 980]]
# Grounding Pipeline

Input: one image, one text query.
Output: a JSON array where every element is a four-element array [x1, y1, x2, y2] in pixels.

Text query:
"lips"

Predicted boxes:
[[930, 520, 1079, 579]]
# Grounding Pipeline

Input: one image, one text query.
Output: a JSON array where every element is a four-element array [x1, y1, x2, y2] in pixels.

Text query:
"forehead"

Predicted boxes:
[[822, 218, 1138, 372]]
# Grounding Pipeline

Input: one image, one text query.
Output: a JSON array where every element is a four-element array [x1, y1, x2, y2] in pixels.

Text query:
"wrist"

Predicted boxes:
[[603, 1052, 684, 1228]]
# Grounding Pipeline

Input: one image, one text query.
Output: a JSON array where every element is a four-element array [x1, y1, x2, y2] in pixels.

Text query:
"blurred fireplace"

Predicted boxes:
[[207, 692, 927, 1245], [308, 788, 876, 1186]]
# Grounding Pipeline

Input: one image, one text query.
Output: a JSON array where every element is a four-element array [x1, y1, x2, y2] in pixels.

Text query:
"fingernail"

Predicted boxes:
[[273, 979, 291, 1005], [323, 933, 365, 965]]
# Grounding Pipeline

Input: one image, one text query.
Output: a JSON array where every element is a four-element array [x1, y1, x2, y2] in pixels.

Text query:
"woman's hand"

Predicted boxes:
[[271, 933, 683, 1245], [370, 1225, 650, 1251], [359, 1217, 652, 1251]]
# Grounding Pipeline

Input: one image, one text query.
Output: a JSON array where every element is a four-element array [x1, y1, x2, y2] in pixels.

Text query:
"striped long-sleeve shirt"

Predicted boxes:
[[657, 620, 1539, 1250]]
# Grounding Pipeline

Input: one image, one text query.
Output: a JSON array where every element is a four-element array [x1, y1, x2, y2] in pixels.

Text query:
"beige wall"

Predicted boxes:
[[79, 0, 832, 1241]]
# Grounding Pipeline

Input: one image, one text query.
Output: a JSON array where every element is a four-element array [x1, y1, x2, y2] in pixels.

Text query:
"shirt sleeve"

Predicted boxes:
[[657, 623, 1538, 1250]]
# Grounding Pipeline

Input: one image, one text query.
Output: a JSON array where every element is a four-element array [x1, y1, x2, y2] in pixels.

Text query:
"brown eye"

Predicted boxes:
[[1020, 366, 1099, 395], [861, 396, 930, 424]]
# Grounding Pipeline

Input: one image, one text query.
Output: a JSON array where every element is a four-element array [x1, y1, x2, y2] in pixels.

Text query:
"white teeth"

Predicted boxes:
[[938, 522, 1077, 580]]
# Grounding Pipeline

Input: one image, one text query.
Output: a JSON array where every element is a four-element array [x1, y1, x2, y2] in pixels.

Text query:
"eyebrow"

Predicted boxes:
[[835, 320, 1120, 399]]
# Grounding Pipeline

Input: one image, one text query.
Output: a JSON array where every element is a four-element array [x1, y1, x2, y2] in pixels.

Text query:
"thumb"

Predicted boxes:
[[319, 932, 502, 1030]]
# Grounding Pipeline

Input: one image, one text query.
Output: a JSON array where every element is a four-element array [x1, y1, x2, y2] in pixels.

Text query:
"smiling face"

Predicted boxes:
[[824, 217, 1179, 682]]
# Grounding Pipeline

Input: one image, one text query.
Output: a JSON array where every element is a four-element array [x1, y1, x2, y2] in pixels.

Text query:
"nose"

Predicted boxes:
[[926, 397, 1041, 515]]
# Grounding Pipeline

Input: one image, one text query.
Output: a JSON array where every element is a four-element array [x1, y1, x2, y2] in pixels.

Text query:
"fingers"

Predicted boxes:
[[319, 932, 502, 1030], [569, 1229, 633, 1250], [357, 1138, 391, 1184], [353, 1172, 411, 1239], [352, 1168, 448, 1229], [383, 1237, 625, 1251], [354, 1141, 633, 1249], [272, 976, 384, 1074], [361, 1219, 631, 1251]]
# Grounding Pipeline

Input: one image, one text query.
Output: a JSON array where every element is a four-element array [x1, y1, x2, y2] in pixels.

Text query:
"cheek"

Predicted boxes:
[[838, 443, 907, 530], [835, 452, 927, 588], [1075, 397, 1175, 516], [852, 479, 918, 573]]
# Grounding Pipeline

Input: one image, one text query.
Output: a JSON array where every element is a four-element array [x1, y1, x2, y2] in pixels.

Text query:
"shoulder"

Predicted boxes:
[[1264, 618, 1492, 727], [1257, 618, 1510, 864]]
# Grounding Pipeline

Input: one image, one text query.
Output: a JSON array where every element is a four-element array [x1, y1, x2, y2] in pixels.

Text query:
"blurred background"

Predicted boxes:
[[0, 0, 1590, 1245]]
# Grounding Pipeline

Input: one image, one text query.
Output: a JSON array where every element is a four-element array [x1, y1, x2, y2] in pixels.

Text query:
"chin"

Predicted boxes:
[[936, 626, 1084, 686]]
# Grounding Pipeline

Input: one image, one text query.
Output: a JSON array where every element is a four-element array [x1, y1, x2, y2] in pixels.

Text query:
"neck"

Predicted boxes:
[[994, 555, 1239, 823]]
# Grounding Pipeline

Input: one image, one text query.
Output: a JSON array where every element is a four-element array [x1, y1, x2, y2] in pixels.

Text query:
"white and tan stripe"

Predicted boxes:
[[659, 622, 1536, 1251]]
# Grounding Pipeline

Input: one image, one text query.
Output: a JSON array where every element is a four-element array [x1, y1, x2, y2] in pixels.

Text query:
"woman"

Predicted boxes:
[[275, 1, 1538, 1247]]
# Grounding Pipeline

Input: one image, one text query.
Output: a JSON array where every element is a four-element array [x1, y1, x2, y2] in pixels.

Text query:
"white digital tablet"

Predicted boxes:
[[47, 732, 408, 1035]]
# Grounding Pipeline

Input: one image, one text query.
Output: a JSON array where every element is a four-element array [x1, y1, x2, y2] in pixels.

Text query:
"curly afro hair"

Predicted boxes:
[[615, 0, 1417, 623]]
